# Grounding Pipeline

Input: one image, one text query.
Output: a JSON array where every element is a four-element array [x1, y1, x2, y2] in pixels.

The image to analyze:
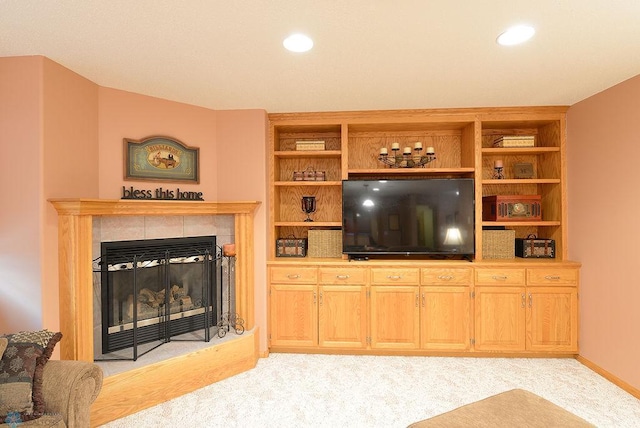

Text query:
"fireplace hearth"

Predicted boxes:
[[97, 235, 223, 360]]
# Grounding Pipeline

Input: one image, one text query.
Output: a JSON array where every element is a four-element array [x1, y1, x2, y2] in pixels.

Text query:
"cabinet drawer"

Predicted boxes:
[[527, 268, 578, 286], [319, 267, 367, 284], [421, 268, 472, 285], [270, 267, 318, 283], [475, 268, 525, 285], [371, 268, 420, 285]]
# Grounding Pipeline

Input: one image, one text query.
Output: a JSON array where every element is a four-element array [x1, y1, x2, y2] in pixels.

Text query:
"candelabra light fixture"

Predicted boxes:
[[378, 142, 436, 168]]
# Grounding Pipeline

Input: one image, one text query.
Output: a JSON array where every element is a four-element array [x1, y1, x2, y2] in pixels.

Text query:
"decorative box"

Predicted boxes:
[[308, 229, 342, 258], [515, 234, 555, 258], [482, 195, 542, 221], [482, 229, 515, 259], [293, 166, 326, 181], [295, 140, 325, 151], [276, 237, 307, 257]]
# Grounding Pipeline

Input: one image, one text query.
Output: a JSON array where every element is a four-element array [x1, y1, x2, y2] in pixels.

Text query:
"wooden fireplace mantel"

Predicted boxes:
[[49, 198, 261, 361]]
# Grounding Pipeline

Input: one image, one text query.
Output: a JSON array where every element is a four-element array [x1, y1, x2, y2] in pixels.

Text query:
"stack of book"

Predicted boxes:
[[295, 140, 325, 151], [493, 135, 535, 148]]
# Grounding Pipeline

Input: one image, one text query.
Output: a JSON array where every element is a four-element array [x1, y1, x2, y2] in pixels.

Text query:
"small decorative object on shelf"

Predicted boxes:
[[377, 141, 436, 168], [493, 159, 505, 179], [493, 135, 535, 148], [515, 234, 555, 258], [482, 195, 542, 221], [301, 195, 317, 222], [292, 166, 326, 181], [295, 140, 325, 151], [513, 162, 534, 179]]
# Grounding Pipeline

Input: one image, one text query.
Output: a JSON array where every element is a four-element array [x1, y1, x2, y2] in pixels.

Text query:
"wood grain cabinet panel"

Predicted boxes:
[[474, 286, 526, 351], [371, 268, 420, 285], [421, 268, 472, 285], [270, 266, 318, 284], [318, 285, 368, 349], [370, 286, 420, 349], [475, 268, 526, 285], [269, 284, 317, 347], [526, 286, 578, 352], [421, 286, 471, 350]]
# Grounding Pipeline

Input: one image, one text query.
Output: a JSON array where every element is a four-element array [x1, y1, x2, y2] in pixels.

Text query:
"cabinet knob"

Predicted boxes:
[[544, 275, 560, 280], [492, 275, 508, 281], [438, 275, 453, 281], [336, 275, 350, 280], [287, 274, 300, 279], [387, 275, 402, 280]]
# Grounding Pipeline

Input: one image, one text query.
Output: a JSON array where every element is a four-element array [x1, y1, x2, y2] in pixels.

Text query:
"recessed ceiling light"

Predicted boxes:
[[497, 25, 535, 46], [283, 33, 314, 52]]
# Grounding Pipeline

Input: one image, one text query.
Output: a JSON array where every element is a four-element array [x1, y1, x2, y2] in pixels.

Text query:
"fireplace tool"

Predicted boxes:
[[217, 244, 244, 337]]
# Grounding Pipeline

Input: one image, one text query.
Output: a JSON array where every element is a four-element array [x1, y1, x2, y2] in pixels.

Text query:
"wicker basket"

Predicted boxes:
[[482, 230, 515, 259], [308, 229, 342, 258]]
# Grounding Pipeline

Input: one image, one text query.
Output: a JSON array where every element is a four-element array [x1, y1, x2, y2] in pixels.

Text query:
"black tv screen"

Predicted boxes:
[[342, 178, 475, 257]]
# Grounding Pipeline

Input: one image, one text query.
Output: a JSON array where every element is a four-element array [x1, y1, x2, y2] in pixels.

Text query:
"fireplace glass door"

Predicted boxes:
[[99, 236, 220, 359]]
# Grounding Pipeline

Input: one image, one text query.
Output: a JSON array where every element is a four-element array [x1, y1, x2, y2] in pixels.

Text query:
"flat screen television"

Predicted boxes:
[[342, 178, 475, 258]]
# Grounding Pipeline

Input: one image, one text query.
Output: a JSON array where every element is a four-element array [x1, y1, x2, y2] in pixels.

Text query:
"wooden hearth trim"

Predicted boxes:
[[49, 199, 261, 361]]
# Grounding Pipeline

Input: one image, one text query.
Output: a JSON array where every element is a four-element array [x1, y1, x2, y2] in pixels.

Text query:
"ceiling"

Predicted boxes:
[[2, 1, 640, 113]]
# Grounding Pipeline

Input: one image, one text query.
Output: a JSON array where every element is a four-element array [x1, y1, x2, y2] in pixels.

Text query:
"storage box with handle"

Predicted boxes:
[[515, 234, 555, 258], [276, 235, 307, 257]]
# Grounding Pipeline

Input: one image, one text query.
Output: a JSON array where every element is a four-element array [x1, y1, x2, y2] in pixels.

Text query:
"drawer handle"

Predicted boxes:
[[387, 275, 402, 280], [336, 275, 350, 280], [544, 275, 561, 280], [521, 293, 526, 308], [492, 275, 508, 281], [437, 275, 453, 281], [287, 274, 300, 279]]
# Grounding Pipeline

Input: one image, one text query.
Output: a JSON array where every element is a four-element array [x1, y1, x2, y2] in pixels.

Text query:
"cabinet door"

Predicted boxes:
[[269, 284, 317, 348], [474, 286, 526, 351], [318, 285, 368, 349], [370, 286, 420, 349], [526, 286, 578, 352], [421, 286, 471, 351]]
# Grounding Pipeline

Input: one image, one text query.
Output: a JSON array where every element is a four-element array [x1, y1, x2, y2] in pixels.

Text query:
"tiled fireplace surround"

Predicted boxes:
[[50, 199, 261, 425], [92, 214, 235, 357]]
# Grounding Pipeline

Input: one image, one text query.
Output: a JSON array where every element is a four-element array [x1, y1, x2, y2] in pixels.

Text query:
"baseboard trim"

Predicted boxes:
[[90, 329, 259, 427], [576, 355, 640, 399]]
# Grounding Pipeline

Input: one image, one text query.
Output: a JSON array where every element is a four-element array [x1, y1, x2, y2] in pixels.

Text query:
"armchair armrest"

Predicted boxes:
[[41, 360, 103, 428]]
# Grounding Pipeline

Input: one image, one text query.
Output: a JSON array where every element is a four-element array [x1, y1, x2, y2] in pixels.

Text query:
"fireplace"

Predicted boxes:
[[98, 235, 223, 358]]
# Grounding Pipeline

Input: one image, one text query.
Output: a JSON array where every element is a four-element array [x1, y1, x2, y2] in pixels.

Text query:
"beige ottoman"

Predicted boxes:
[[408, 389, 594, 427]]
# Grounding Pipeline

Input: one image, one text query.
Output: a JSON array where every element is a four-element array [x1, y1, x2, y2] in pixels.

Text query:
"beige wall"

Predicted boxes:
[[0, 56, 44, 331], [215, 109, 269, 351], [97, 87, 218, 199], [567, 74, 640, 390], [1, 57, 269, 355]]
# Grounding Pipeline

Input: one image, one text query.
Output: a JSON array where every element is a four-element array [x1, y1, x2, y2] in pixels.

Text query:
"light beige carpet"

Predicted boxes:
[[100, 354, 640, 427]]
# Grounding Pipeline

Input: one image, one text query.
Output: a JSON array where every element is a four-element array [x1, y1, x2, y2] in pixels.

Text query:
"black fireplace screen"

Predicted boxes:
[[99, 236, 220, 359]]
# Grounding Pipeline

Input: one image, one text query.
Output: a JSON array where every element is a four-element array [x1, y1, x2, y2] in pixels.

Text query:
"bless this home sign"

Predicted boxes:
[[122, 135, 204, 201]]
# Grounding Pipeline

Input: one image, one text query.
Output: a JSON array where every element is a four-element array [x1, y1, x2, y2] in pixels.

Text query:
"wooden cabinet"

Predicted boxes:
[[269, 266, 318, 347], [318, 267, 368, 349], [474, 267, 578, 352], [420, 268, 472, 350], [270, 107, 569, 262], [370, 285, 420, 349], [269, 283, 317, 348]]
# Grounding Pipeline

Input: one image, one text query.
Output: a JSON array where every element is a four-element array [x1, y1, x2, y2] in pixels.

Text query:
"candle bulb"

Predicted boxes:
[[494, 160, 503, 168], [391, 142, 400, 150], [426, 146, 435, 154], [414, 142, 423, 150], [403, 146, 412, 155], [380, 147, 388, 155]]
